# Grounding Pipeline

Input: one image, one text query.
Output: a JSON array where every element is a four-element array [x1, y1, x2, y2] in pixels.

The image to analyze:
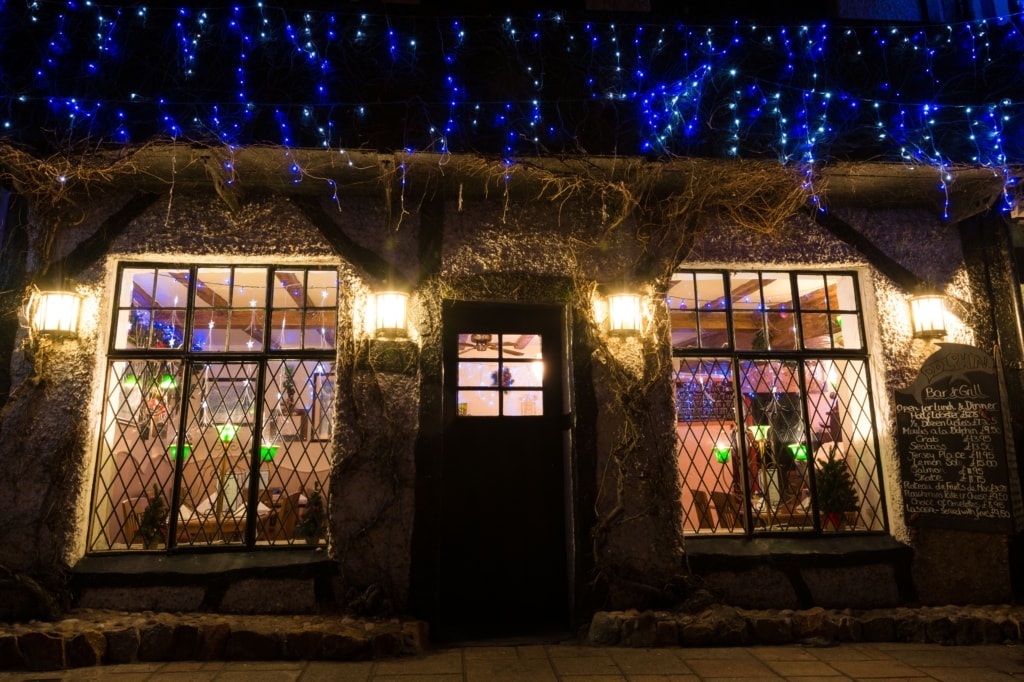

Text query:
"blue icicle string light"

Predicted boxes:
[[3, 2, 1024, 209]]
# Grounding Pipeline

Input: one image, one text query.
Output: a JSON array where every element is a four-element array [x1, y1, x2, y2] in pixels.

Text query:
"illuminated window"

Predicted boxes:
[[669, 270, 886, 535], [88, 265, 338, 552]]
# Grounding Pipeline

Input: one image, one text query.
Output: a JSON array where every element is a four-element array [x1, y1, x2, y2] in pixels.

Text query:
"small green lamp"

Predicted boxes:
[[215, 422, 238, 443], [712, 445, 731, 464], [787, 443, 808, 461], [168, 443, 191, 461], [259, 444, 280, 462]]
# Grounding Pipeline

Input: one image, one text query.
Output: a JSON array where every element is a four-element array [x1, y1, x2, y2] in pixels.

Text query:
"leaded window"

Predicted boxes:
[[671, 270, 887, 535], [87, 265, 338, 552]]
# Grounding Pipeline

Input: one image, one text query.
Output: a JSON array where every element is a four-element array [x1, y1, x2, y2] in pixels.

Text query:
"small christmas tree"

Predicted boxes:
[[815, 449, 859, 529], [297, 484, 326, 542], [138, 484, 168, 548]]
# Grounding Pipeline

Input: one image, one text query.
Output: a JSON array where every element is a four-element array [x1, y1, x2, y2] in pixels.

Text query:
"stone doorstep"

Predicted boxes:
[[2, 604, 1024, 671], [0, 610, 429, 672], [589, 604, 1024, 648]]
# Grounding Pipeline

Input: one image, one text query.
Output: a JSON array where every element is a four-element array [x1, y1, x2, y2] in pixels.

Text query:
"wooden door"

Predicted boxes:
[[438, 300, 569, 638]]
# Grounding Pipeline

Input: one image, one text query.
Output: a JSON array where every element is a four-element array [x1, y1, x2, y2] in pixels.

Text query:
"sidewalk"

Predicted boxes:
[[1, 641, 1022, 681]]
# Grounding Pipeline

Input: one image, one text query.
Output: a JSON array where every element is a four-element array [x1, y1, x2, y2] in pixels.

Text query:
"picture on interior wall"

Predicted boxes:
[[311, 371, 335, 441], [273, 408, 307, 442], [202, 377, 256, 427]]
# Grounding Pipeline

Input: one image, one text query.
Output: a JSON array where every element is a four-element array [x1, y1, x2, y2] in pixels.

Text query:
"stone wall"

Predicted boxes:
[[2, 173, 1020, 623]]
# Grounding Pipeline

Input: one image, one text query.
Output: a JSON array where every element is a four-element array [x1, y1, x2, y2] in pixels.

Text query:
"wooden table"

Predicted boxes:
[[179, 511, 246, 543]]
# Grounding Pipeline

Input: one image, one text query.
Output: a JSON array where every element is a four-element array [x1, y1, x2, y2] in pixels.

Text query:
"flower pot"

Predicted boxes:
[[822, 512, 843, 531]]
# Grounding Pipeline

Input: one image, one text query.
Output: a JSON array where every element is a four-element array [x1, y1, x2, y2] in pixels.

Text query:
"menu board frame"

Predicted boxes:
[[896, 343, 1022, 533]]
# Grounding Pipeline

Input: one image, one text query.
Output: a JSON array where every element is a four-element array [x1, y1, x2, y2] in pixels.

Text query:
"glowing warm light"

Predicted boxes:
[[29, 291, 82, 337], [909, 294, 947, 339], [374, 291, 408, 338], [531, 357, 544, 382], [608, 293, 642, 334]]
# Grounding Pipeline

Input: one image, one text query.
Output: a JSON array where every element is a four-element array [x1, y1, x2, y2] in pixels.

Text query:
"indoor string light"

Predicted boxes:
[[4, 2, 1024, 210]]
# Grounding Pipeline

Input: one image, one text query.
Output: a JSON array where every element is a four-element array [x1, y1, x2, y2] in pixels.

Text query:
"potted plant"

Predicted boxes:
[[138, 484, 168, 549], [296, 484, 326, 544], [815, 449, 859, 530]]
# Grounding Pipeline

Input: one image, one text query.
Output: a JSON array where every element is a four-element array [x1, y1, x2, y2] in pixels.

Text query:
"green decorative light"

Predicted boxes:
[[787, 443, 808, 461], [712, 445, 731, 463], [216, 423, 238, 443], [122, 374, 139, 387], [168, 444, 191, 461], [260, 445, 279, 462], [748, 424, 770, 441], [159, 374, 177, 389]]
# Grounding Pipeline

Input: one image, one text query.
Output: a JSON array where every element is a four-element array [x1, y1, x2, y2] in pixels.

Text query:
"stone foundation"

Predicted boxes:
[[0, 610, 427, 672], [587, 604, 1024, 648], [2, 603, 1024, 671]]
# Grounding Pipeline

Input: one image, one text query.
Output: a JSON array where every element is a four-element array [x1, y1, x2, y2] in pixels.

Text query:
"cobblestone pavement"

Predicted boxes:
[[0, 641, 1022, 681]]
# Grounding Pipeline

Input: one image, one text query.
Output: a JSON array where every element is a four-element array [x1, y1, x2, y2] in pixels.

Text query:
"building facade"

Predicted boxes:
[[1, 2, 1024, 641], [1, 150, 1022, 638]]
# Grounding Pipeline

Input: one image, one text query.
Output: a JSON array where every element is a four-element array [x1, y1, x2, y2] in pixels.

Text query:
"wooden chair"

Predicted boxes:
[[257, 491, 300, 542], [690, 489, 714, 529], [120, 497, 144, 546], [277, 492, 302, 541], [710, 491, 744, 530]]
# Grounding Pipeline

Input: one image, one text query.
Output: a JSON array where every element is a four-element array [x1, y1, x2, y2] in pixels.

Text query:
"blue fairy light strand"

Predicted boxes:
[[1, 2, 1024, 209]]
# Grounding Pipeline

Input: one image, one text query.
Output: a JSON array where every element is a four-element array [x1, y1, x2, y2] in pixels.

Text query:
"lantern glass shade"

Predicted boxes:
[[787, 443, 808, 461], [748, 424, 770, 441], [909, 294, 947, 339], [215, 423, 238, 443], [374, 291, 408, 338], [608, 293, 642, 334], [30, 291, 82, 337], [713, 445, 731, 463], [260, 445, 279, 462], [168, 444, 191, 461]]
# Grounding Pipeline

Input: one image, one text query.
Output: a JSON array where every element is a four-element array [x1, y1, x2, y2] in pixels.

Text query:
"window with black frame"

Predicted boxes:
[[87, 264, 338, 552], [670, 270, 887, 535]]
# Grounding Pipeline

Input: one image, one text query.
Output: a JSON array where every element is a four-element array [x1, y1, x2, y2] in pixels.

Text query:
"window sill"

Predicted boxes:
[[684, 533, 911, 568], [73, 549, 332, 580]]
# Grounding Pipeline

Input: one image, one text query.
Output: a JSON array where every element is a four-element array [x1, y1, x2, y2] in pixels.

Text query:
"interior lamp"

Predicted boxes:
[[374, 291, 408, 338], [259, 444, 280, 462], [712, 445, 732, 463], [168, 443, 191, 461], [748, 424, 770, 442], [215, 422, 238, 443], [607, 293, 642, 334], [909, 294, 947, 339], [28, 290, 82, 338], [787, 443, 808, 461]]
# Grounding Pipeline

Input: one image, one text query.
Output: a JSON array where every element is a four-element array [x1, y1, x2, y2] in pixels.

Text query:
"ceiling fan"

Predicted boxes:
[[458, 333, 525, 356]]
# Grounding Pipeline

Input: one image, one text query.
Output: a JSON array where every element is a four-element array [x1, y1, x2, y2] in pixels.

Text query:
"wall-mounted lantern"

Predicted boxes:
[[373, 291, 409, 338], [28, 290, 83, 338], [909, 294, 947, 339], [607, 293, 642, 334]]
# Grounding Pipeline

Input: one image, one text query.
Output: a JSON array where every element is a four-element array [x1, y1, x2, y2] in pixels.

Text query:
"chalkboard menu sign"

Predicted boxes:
[[896, 343, 1017, 533]]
